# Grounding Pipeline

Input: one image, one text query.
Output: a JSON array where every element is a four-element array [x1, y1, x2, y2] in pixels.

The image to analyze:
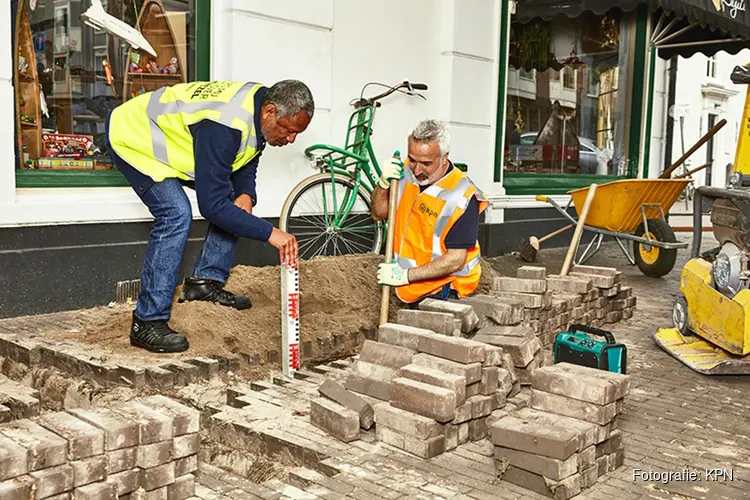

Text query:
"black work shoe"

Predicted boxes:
[[178, 277, 252, 310], [130, 313, 189, 353]]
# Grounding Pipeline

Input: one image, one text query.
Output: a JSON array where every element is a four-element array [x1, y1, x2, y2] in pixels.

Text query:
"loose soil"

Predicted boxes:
[[63, 254, 499, 374]]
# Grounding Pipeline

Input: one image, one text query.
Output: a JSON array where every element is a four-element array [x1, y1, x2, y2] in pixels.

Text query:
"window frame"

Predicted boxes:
[[14, 0, 212, 189]]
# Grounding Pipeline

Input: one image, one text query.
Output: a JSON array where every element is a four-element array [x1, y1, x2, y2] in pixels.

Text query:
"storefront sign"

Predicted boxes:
[[715, 0, 747, 19]]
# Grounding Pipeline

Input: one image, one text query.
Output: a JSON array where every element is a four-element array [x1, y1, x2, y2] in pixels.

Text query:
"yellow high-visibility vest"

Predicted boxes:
[[107, 81, 265, 182]]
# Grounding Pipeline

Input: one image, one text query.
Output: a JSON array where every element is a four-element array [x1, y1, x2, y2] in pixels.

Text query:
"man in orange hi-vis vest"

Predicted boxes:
[[371, 119, 489, 307]]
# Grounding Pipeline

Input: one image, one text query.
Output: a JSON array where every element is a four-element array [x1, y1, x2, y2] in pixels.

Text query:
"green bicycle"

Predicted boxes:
[[279, 80, 428, 260]]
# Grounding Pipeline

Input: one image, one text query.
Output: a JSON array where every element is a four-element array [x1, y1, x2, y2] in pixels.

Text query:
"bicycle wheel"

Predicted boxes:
[[280, 172, 384, 260]]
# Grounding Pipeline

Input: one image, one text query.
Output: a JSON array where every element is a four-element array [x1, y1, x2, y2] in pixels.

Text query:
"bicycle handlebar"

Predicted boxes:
[[352, 80, 428, 108]]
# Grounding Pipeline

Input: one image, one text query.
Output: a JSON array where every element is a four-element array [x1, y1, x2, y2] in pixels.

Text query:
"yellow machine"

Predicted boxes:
[[654, 64, 750, 375]]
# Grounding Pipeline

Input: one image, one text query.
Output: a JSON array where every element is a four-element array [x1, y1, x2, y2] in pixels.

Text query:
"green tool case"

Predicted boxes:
[[553, 324, 627, 374]]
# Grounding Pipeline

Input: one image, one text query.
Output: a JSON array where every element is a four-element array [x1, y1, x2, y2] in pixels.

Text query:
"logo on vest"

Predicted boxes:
[[418, 202, 439, 219], [190, 82, 233, 100]]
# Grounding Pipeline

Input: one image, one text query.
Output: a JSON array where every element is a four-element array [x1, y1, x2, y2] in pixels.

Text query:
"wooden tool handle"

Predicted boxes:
[[561, 184, 597, 276], [674, 161, 712, 179], [538, 224, 575, 244], [660, 119, 726, 179], [379, 178, 400, 326]]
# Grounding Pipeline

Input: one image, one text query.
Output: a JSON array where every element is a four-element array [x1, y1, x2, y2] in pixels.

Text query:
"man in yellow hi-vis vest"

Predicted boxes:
[[104, 79, 314, 353], [371, 119, 488, 306]]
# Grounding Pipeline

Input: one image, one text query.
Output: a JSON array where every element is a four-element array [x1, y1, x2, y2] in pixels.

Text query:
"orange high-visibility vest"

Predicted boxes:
[[393, 164, 489, 303]]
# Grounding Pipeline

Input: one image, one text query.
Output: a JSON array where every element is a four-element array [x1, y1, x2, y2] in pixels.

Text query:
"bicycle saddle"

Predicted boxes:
[[731, 65, 750, 85]]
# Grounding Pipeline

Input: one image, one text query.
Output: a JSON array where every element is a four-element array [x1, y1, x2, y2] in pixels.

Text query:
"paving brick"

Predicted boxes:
[[145, 367, 175, 391], [0, 419, 67, 471], [622, 308, 633, 320], [140, 396, 200, 436], [417, 335, 485, 364], [475, 325, 535, 340], [531, 389, 617, 425], [578, 445, 596, 470], [74, 480, 117, 500], [140, 462, 175, 491], [625, 296, 637, 308], [344, 360, 395, 401], [115, 402, 173, 445], [71, 455, 107, 487], [418, 299, 480, 333], [479, 367, 499, 395], [412, 353, 482, 384], [534, 362, 630, 401], [442, 423, 459, 451], [109, 469, 139, 497], [138, 440, 173, 469], [0, 434, 27, 481], [457, 423, 469, 445], [490, 409, 579, 460], [29, 463, 74, 498], [161, 361, 200, 386], [465, 382, 479, 398], [501, 466, 582, 500], [375, 425, 446, 459], [596, 430, 623, 457], [601, 284, 621, 297], [468, 419, 488, 442], [397, 364, 466, 406], [359, 339, 415, 369], [616, 286, 632, 299], [317, 380, 374, 430], [35, 411, 104, 460], [0, 475, 35, 499], [390, 378, 456, 423], [581, 464, 599, 489], [490, 291, 545, 309], [0, 383, 39, 420], [517, 266, 547, 280], [471, 335, 540, 367], [482, 345, 504, 367], [469, 395, 493, 421], [309, 397, 359, 443], [377, 323, 433, 351], [570, 272, 615, 288], [397, 310, 456, 336], [493, 390, 507, 411], [453, 402, 473, 424], [455, 295, 524, 326], [174, 455, 197, 478], [167, 473, 195, 500], [571, 265, 617, 278], [608, 449, 624, 470], [0, 405, 10, 424], [107, 446, 137, 474], [493, 277, 546, 294], [500, 353, 518, 384], [546, 275, 592, 294], [67, 407, 139, 451], [494, 445, 578, 480]]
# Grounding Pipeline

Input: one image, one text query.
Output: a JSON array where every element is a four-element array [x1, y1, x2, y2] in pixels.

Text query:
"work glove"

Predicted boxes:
[[377, 261, 410, 286], [377, 157, 404, 189]]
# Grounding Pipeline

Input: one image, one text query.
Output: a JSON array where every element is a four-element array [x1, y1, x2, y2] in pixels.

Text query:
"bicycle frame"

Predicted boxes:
[[303, 103, 385, 231]]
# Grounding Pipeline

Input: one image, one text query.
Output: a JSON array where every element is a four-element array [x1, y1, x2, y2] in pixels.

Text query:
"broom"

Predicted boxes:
[[519, 224, 574, 262]]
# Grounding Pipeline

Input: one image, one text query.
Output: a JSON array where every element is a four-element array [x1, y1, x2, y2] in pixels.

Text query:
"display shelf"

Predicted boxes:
[[14, 0, 42, 169], [123, 0, 187, 101]]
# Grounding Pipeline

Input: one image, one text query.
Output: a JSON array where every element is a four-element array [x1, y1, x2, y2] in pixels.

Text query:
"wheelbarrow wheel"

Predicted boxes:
[[633, 218, 678, 277]]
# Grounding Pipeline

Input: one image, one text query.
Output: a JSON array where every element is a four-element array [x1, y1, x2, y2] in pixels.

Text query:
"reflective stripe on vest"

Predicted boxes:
[[145, 82, 259, 172]]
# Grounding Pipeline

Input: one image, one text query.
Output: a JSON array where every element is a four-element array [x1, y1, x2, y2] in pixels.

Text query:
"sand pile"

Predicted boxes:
[[72, 254, 500, 369]]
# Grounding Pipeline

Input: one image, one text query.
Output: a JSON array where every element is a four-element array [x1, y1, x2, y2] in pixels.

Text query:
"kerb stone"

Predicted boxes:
[[309, 397, 359, 443], [377, 323, 433, 351], [344, 360, 396, 401], [412, 353, 482, 384], [390, 378, 456, 423], [397, 310, 456, 336], [417, 335, 485, 364], [494, 445, 578, 480], [490, 408, 579, 460], [358, 339, 415, 369], [373, 402, 443, 440], [531, 363, 622, 405], [418, 299, 479, 333], [398, 364, 466, 406], [317, 380, 374, 430]]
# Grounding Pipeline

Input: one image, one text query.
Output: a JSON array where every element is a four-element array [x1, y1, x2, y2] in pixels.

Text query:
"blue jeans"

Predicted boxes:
[[105, 114, 238, 321]]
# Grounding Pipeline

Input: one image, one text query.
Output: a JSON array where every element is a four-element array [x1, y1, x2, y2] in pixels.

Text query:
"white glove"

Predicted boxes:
[[377, 261, 410, 286], [378, 158, 404, 189]]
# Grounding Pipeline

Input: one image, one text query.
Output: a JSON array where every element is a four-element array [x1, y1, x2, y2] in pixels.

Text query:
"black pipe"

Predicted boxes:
[[691, 189, 703, 258], [664, 56, 678, 175]]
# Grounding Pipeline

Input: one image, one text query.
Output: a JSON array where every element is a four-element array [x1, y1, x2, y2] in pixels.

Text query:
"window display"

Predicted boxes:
[[504, 9, 629, 177], [12, 0, 195, 172]]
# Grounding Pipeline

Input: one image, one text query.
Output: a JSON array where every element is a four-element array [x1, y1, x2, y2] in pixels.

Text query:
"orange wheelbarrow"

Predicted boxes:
[[538, 178, 693, 277]]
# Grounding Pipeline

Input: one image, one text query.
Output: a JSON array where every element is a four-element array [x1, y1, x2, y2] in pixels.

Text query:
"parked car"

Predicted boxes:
[[519, 132, 611, 175]]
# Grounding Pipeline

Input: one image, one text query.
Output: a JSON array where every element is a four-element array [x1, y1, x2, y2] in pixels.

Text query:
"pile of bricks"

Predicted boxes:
[[0, 375, 41, 423], [0, 395, 199, 500], [491, 362, 630, 499], [492, 265, 635, 345], [310, 323, 515, 458]]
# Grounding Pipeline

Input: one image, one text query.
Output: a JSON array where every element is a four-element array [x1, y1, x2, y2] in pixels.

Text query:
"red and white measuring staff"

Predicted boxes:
[[281, 260, 301, 376]]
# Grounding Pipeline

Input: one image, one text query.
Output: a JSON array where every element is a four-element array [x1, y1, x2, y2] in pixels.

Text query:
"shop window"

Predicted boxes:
[[505, 9, 629, 178], [11, 0, 198, 186]]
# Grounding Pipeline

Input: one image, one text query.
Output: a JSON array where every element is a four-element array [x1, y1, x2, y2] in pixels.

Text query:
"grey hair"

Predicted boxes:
[[262, 79, 315, 119], [409, 119, 450, 157]]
